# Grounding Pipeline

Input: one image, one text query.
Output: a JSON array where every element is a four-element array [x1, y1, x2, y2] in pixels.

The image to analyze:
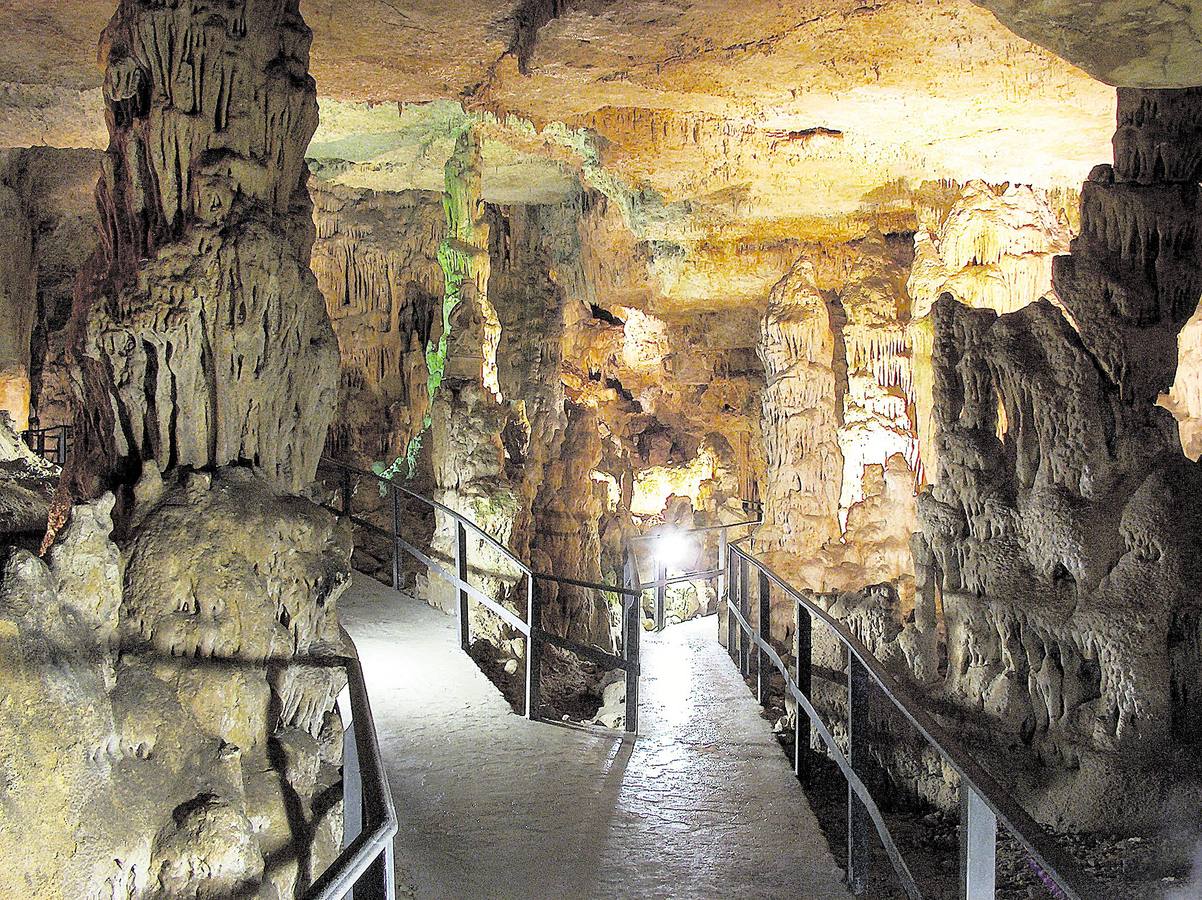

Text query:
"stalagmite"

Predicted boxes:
[[757, 260, 844, 555], [73, 0, 339, 495], [0, 4, 354, 898], [918, 88, 1202, 828]]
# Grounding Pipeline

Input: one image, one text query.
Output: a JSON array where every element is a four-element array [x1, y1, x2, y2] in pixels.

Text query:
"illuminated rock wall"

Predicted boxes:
[[756, 260, 844, 557], [311, 180, 443, 465], [0, 172, 35, 430], [915, 87, 1202, 826]]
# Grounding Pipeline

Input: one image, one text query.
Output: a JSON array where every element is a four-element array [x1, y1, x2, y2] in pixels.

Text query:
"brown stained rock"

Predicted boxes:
[[312, 181, 444, 466]]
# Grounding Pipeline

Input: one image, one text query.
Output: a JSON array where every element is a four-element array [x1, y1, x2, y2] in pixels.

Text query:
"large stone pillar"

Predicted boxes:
[[73, 0, 338, 494], [918, 87, 1202, 827], [756, 260, 844, 556]]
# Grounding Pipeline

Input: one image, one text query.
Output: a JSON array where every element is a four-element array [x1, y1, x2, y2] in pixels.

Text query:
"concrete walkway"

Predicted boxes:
[[341, 574, 849, 899]]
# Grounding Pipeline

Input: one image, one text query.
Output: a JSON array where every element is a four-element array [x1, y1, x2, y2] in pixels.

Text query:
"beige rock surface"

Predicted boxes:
[[0, 467, 352, 899], [973, 0, 1202, 88]]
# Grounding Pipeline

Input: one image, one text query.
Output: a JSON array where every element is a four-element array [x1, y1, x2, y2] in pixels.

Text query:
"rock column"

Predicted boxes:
[[757, 260, 844, 555], [73, 0, 339, 494], [919, 88, 1202, 823]]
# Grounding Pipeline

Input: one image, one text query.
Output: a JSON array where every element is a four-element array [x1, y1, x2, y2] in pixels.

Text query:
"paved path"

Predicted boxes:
[[341, 574, 849, 899]]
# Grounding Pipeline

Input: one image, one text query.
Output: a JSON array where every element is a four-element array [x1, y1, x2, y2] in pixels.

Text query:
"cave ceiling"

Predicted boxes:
[[1, 0, 1187, 308]]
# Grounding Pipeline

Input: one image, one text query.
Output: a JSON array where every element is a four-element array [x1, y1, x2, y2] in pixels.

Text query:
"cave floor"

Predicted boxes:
[[340, 573, 850, 899]]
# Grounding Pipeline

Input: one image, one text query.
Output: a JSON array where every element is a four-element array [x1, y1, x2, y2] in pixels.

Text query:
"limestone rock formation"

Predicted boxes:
[[917, 87, 1202, 826], [757, 236, 922, 597], [73, 0, 338, 494], [15, 150, 105, 430], [756, 260, 843, 556], [973, 0, 1202, 88], [0, 466, 352, 899], [907, 180, 1075, 481], [312, 181, 444, 465], [0, 173, 35, 430], [908, 181, 1072, 320]]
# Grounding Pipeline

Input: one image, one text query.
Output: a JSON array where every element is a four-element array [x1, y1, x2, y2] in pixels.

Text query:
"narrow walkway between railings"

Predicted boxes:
[[341, 574, 850, 899]]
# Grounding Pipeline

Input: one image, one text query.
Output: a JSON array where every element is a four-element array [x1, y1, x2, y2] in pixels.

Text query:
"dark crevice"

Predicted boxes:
[[589, 303, 625, 327]]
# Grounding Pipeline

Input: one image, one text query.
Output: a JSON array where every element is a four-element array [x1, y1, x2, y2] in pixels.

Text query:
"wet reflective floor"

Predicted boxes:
[[342, 574, 849, 899]]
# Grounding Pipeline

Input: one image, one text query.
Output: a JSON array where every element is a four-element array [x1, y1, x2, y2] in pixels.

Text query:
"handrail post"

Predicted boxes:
[[454, 520, 469, 652], [623, 553, 640, 734], [718, 526, 728, 611], [655, 560, 667, 632], [794, 600, 812, 783], [738, 555, 750, 678], [390, 486, 402, 592], [847, 653, 871, 894], [960, 785, 997, 900], [341, 466, 353, 517], [725, 545, 737, 662], [526, 575, 541, 721], [756, 569, 770, 705]]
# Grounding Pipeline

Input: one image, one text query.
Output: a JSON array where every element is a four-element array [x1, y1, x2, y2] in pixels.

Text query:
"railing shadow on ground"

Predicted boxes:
[[721, 540, 1102, 900]]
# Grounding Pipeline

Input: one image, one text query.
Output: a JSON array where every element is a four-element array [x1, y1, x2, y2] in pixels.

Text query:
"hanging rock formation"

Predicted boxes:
[[311, 181, 444, 465], [73, 0, 338, 494], [917, 87, 1202, 827]]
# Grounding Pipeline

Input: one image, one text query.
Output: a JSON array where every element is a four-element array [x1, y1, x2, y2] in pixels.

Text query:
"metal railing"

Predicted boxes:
[[723, 540, 1100, 900], [633, 501, 762, 631], [317, 458, 644, 733], [306, 650, 398, 900], [21, 424, 72, 465]]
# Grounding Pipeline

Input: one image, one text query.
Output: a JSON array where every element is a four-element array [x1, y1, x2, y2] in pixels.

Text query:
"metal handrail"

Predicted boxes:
[[723, 539, 1100, 900], [304, 650, 398, 900], [21, 424, 72, 466], [634, 505, 765, 631], [317, 457, 643, 733]]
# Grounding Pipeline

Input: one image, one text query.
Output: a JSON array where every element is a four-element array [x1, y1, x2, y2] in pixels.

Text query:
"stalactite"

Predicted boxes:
[[72, 0, 338, 495]]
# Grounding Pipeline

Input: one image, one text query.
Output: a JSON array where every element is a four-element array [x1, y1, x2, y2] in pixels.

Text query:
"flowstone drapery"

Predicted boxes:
[[913, 87, 1202, 826], [0, 4, 355, 897]]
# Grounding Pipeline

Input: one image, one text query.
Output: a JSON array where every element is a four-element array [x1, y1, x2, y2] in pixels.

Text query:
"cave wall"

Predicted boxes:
[[0, 148, 104, 432], [311, 180, 443, 465], [0, 167, 35, 430]]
